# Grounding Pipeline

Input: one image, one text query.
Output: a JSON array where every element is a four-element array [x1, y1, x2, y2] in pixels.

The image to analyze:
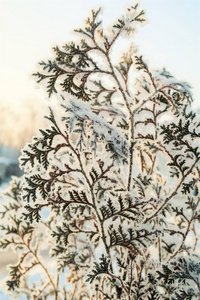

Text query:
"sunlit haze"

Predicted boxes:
[[0, 0, 200, 147]]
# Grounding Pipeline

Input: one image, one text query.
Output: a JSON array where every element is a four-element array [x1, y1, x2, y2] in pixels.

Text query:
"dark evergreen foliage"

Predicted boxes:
[[0, 3, 200, 300]]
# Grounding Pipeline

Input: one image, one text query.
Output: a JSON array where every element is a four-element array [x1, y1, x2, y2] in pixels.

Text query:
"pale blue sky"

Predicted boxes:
[[0, 0, 200, 109]]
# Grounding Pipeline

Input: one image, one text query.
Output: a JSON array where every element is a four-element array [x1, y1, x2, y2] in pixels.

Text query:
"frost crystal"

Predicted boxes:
[[1, 3, 200, 300]]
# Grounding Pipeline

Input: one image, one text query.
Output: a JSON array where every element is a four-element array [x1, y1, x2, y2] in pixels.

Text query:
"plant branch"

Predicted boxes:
[[145, 156, 200, 223]]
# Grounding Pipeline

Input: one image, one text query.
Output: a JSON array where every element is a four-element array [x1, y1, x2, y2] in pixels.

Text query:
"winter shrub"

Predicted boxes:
[[0, 4, 200, 300]]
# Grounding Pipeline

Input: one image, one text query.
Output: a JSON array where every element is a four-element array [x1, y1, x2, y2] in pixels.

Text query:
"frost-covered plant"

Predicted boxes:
[[0, 4, 200, 300]]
